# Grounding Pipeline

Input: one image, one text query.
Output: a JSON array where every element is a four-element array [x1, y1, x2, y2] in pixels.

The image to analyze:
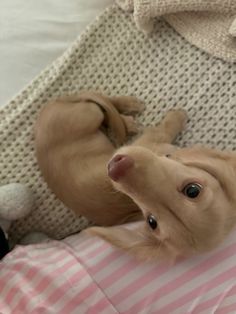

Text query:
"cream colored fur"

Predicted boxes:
[[35, 91, 236, 261]]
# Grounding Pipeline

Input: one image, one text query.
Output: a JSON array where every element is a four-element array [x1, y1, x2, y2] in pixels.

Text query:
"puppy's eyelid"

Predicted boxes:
[[179, 179, 205, 193]]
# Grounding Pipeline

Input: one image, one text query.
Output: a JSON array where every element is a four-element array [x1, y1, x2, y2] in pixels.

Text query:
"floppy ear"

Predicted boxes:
[[86, 225, 167, 261]]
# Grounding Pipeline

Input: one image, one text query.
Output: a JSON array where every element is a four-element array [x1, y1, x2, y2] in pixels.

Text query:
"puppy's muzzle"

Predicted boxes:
[[108, 154, 134, 181]]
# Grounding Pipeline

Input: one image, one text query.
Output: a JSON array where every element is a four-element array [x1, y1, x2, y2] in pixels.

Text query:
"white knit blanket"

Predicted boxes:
[[0, 5, 236, 242]]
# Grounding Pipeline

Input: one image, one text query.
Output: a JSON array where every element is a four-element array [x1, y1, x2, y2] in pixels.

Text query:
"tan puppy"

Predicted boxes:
[[35, 92, 144, 225], [35, 91, 236, 261]]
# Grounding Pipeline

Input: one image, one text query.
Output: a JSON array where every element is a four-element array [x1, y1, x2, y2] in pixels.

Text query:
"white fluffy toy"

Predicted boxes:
[[0, 183, 34, 259]]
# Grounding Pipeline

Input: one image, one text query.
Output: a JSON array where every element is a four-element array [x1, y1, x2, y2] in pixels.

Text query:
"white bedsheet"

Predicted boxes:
[[0, 0, 113, 106]]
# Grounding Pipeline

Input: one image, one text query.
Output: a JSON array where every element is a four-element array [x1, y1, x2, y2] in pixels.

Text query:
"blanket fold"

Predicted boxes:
[[116, 0, 236, 62]]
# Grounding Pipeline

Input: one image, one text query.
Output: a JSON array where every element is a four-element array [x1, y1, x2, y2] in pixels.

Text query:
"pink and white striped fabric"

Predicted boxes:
[[1, 224, 236, 314]]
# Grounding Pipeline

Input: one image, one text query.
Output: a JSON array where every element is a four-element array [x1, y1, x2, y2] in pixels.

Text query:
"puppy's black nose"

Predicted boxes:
[[108, 154, 134, 182]]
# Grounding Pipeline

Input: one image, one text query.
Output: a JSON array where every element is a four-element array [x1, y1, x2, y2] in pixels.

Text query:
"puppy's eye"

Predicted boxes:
[[182, 183, 202, 198], [147, 214, 158, 230]]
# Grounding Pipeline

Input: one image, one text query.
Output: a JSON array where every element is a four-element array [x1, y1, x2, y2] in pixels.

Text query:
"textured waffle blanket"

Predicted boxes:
[[1, 225, 236, 313], [0, 5, 236, 242]]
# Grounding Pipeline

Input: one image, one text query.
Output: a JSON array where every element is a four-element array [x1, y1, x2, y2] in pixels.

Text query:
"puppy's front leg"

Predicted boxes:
[[133, 109, 187, 149]]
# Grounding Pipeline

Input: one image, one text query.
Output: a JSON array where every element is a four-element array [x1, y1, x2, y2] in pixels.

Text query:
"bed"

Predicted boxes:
[[0, 0, 113, 106], [0, 1, 236, 313]]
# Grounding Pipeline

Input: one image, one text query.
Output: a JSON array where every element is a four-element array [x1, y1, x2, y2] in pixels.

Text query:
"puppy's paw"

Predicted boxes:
[[121, 114, 141, 135], [123, 97, 145, 114], [111, 96, 145, 114], [166, 109, 188, 128]]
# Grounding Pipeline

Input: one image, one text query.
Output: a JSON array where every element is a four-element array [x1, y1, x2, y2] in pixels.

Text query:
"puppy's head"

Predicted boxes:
[[89, 145, 236, 261]]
